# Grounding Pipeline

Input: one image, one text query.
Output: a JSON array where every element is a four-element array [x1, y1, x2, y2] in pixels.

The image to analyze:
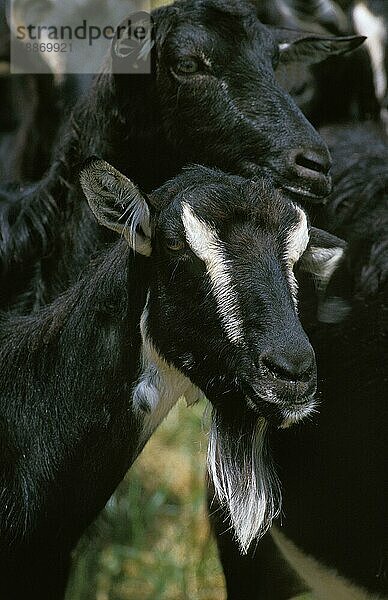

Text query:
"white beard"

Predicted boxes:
[[207, 411, 281, 554]]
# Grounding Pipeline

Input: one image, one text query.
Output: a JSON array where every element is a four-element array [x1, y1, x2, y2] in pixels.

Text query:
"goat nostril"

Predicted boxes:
[[262, 356, 297, 382], [260, 351, 314, 383], [295, 152, 331, 176], [296, 155, 325, 174]]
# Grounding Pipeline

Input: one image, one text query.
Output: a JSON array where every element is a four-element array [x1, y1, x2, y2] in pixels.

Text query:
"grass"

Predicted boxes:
[[65, 399, 226, 600]]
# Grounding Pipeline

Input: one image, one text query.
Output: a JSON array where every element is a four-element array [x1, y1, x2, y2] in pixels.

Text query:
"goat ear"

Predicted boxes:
[[274, 30, 366, 66], [80, 158, 152, 256], [299, 227, 347, 290], [299, 228, 350, 323]]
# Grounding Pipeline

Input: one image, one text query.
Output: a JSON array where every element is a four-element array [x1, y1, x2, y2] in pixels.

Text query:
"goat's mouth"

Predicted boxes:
[[275, 171, 332, 203], [244, 381, 317, 428], [241, 161, 332, 203], [281, 179, 331, 203]]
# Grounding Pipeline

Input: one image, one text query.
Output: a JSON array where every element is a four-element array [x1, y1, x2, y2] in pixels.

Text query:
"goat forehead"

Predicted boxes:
[[180, 201, 303, 261], [172, 19, 272, 57], [170, 3, 272, 54], [175, 0, 256, 22]]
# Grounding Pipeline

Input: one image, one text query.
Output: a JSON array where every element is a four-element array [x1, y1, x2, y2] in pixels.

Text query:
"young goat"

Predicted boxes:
[[0, 0, 363, 313], [210, 121, 388, 599], [0, 161, 343, 599]]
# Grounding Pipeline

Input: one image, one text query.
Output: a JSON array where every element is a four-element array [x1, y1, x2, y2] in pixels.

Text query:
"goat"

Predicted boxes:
[[0, 0, 365, 314], [210, 120, 388, 599], [0, 159, 344, 599], [8, 0, 364, 192]]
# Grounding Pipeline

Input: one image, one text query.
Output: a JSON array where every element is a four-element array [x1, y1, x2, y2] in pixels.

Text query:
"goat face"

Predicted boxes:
[[80, 159, 344, 429], [80, 158, 346, 552], [148, 0, 364, 200], [148, 170, 320, 429]]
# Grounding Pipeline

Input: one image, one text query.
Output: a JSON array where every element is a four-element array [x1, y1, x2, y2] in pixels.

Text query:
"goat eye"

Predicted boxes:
[[165, 238, 186, 251], [176, 57, 199, 75]]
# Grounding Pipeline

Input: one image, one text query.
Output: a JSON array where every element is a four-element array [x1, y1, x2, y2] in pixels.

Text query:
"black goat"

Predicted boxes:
[[211, 121, 388, 599], [5, 0, 362, 191], [0, 161, 342, 599], [0, 0, 364, 314]]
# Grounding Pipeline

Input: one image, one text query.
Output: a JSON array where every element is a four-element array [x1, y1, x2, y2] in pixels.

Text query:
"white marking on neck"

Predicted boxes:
[[271, 527, 381, 600], [353, 2, 387, 100], [181, 202, 244, 345], [285, 206, 309, 305], [132, 294, 204, 447]]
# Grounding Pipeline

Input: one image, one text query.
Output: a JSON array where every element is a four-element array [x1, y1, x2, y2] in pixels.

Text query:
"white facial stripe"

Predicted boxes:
[[181, 202, 244, 345], [285, 206, 310, 304], [353, 2, 387, 99]]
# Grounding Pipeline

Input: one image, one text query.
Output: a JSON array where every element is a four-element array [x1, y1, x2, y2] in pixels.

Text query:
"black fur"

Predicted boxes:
[[0, 243, 145, 600]]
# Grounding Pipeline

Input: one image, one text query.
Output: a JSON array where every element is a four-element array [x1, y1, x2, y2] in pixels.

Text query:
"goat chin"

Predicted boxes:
[[207, 411, 281, 554]]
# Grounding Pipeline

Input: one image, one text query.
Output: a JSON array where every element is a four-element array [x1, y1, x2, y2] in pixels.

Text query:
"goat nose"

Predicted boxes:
[[289, 147, 331, 179], [260, 345, 315, 383]]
